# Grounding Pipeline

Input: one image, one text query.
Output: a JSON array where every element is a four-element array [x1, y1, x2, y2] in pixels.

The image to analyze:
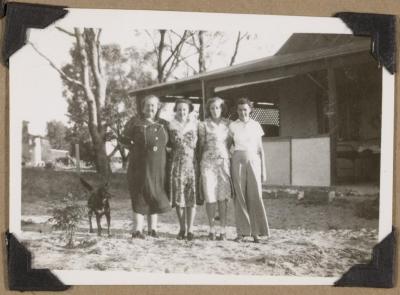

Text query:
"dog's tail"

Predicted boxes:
[[80, 177, 94, 191]]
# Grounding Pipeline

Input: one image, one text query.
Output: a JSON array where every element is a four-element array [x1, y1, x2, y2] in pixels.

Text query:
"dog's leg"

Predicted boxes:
[[106, 211, 111, 237], [95, 213, 102, 236], [88, 210, 94, 233]]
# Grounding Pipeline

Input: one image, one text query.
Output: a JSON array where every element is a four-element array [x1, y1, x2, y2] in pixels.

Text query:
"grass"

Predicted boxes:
[[22, 167, 378, 231]]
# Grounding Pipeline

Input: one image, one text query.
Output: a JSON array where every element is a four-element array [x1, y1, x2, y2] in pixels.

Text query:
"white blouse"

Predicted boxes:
[[229, 119, 264, 153]]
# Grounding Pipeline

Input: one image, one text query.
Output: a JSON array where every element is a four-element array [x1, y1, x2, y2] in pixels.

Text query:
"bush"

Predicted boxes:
[[48, 192, 86, 248]]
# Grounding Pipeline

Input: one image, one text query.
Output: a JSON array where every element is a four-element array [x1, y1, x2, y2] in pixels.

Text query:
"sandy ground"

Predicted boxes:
[[20, 219, 376, 277], [19, 168, 378, 277]]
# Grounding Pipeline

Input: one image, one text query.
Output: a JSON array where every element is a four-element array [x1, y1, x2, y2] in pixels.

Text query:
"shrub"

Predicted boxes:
[[48, 192, 86, 248]]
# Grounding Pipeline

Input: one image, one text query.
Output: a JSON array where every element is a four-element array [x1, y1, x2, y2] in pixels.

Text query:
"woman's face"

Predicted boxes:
[[176, 103, 189, 122], [209, 101, 222, 120], [142, 97, 159, 120], [237, 103, 251, 122]]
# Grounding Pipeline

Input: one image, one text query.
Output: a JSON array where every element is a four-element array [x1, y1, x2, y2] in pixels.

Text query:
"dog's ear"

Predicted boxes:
[[80, 177, 93, 191]]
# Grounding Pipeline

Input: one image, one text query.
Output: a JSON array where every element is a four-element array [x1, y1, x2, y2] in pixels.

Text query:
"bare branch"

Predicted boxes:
[[164, 32, 188, 80], [55, 26, 75, 37], [144, 29, 159, 54], [229, 31, 242, 66], [96, 29, 103, 74], [161, 30, 189, 72], [28, 42, 84, 87], [181, 58, 198, 74], [84, 28, 106, 108]]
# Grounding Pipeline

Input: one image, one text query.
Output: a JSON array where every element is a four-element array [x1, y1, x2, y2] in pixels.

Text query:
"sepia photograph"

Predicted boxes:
[[9, 9, 394, 285]]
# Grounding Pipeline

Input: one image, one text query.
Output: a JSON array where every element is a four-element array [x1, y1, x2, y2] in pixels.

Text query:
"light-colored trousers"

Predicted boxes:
[[231, 151, 270, 237]]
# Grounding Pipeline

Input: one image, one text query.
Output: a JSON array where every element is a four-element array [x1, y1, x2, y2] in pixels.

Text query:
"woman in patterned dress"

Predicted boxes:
[[121, 95, 171, 239], [229, 98, 270, 243], [199, 97, 232, 241], [168, 98, 199, 241]]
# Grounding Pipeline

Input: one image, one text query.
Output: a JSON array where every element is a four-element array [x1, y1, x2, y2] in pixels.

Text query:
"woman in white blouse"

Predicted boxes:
[[229, 98, 270, 243]]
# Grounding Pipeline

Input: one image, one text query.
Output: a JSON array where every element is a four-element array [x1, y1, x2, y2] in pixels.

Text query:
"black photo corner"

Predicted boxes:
[[0, 1, 397, 290], [1, 1, 71, 291]]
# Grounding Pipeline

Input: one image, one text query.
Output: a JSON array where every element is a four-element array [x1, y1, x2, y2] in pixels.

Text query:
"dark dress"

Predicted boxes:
[[121, 117, 171, 215]]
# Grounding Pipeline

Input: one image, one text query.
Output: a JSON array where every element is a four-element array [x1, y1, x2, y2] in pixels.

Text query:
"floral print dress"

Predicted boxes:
[[199, 118, 232, 203], [168, 118, 199, 208]]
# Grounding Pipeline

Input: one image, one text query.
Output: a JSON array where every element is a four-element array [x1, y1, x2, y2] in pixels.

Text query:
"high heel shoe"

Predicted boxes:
[[252, 235, 260, 243], [132, 231, 145, 239], [176, 230, 185, 240], [148, 230, 159, 238], [187, 232, 194, 241]]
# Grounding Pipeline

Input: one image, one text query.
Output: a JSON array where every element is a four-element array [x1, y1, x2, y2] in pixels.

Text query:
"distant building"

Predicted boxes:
[[22, 121, 70, 167]]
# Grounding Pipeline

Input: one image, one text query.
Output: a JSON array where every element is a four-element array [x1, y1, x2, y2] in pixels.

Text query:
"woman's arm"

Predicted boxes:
[[258, 137, 267, 182], [198, 121, 206, 157], [119, 117, 137, 150]]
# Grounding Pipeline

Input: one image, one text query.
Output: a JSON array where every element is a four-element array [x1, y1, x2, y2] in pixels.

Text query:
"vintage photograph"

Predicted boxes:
[[9, 10, 394, 285]]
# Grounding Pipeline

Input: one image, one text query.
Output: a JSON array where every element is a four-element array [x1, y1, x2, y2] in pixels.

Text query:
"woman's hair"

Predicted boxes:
[[173, 98, 194, 113], [236, 97, 254, 113], [205, 97, 227, 118], [140, 95, 162, 118]]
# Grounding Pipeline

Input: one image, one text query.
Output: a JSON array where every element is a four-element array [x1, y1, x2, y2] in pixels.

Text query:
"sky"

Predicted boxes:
[[10, 25, 290, 136]]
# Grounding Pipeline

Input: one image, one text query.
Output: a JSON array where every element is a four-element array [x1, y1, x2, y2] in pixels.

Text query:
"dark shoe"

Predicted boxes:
[[148, 230, 159, 238], [132, 231, 145, 239], [187, 232, 194, 241], [253, 235, 260, 243], [234, 235, 244, 242], [176, 230, 185, 240], [208, 232, 216, 241], [218, 233, 227, 241]]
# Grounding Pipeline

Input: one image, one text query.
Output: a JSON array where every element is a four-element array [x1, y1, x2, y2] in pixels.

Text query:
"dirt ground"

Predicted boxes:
[[19, 168, 379, 277]]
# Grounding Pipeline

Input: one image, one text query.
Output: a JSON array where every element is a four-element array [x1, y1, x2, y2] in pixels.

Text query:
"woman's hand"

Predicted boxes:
[[261, 170, 267, 183]]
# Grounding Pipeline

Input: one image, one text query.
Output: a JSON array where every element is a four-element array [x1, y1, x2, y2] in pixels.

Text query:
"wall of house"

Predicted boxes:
[[278, 76, 319, 137]]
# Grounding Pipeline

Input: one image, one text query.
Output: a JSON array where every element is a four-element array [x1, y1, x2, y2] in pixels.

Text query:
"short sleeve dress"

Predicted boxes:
[[198, 118, 232, 203], [168, 118, 199, 208], [121, 117, 171, 215]]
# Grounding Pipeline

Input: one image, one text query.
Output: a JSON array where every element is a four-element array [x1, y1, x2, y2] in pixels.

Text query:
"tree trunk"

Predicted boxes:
[[198, 31, 206, 73]]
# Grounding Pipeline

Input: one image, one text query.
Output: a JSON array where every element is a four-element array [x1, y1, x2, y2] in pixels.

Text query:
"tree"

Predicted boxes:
[[185, 31, 250, 73], [30, 27, 110, 180], [60, 43, 154, 169], [46, 120, 69, 150], [144, 30, 193, 82]]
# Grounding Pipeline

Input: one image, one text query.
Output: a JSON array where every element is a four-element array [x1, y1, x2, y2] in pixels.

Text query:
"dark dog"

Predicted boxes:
[[80, 178, 111, 236]]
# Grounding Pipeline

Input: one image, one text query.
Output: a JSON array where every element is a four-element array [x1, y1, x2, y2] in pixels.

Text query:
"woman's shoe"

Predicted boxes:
[[148, 230, 159, 238], [176, 230, 185, 240], [253, 235, 260, 243], [218, 233, 227, 241], [187, 232, 194, 241], [208, 232, 216, 241], [132, 231, 145, 239]]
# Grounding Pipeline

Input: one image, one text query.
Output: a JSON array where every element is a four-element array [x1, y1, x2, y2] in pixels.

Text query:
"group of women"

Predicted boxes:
[[121, 95, 270, 243]]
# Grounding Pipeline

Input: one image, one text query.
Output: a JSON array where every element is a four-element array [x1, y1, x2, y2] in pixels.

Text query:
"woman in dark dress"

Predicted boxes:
[[121, 95, 171, 239]]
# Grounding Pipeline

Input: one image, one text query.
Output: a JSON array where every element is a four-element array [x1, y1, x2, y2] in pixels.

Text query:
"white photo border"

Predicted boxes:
[[9, 9, 394, 285]]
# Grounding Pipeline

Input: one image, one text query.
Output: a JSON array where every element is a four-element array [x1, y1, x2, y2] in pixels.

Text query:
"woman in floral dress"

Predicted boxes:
[[199, 97, 232, 241], [168, 98, 199, 241]]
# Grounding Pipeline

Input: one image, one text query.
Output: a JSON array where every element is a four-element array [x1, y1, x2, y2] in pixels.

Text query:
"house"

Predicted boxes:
[[128, 33, 382, 187], [22, 121, 70, 167]]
